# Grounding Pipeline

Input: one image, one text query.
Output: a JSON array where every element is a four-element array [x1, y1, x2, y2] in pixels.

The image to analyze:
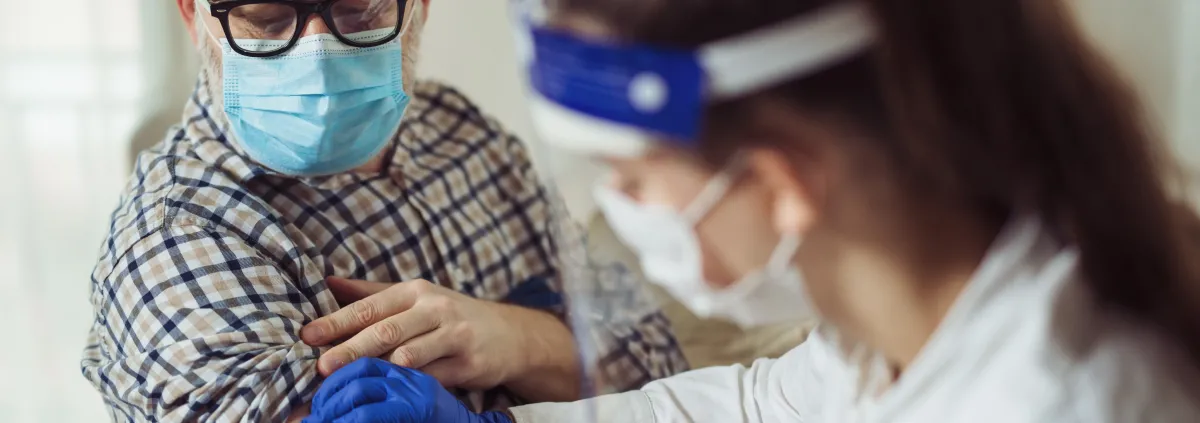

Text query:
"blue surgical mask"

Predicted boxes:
[[209, 27, 411, 176]]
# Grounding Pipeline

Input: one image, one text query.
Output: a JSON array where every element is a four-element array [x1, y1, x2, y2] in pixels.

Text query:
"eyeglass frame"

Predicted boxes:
[[207, 0, 411, 58]]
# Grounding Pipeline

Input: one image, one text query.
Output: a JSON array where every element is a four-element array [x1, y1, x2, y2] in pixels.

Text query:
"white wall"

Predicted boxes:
[[1176, 1, 1200, 205], [128, 0, 201, 163], [1173, 1, 1200, 173], [1072, 0, 1200, 206], [418, 1, 532, 142], [1071, 0, 1200, 173]]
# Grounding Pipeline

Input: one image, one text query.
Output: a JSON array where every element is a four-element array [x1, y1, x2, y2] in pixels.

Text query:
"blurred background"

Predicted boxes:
[[0, 0, 1196, 421]]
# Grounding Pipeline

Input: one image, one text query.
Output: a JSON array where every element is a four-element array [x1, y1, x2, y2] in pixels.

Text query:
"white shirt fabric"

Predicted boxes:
[[510, 216, 1200, 423]]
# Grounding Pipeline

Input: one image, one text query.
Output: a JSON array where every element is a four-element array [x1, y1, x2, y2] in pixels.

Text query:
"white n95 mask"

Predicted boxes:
[[593, 167, 814, 328]]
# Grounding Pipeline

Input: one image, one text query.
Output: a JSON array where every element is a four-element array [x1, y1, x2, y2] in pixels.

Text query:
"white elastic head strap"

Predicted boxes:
[[701, 2, 875, 99]]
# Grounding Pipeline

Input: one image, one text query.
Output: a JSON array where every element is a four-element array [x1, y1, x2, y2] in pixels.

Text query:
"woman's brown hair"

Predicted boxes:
[[555, 0, 1200, 365]]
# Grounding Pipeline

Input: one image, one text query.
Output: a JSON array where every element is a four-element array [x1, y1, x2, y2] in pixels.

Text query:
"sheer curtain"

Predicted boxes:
[[0, 0, 194, 421]]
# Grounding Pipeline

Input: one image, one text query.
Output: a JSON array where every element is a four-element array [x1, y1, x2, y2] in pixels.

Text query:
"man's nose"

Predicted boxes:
[[299, 14, 334, 37]]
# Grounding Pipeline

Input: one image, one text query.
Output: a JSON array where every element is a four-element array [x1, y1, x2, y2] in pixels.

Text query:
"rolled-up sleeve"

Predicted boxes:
[[82, 224, 323, 423]]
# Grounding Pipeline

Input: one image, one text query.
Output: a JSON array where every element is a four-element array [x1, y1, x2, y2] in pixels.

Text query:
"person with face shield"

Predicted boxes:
[[79, 0, 691, 421], [300, 0, 1200, 422]]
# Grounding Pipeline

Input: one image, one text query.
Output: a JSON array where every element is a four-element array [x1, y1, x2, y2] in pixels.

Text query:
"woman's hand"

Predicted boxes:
[[302, 358, 513, 423]]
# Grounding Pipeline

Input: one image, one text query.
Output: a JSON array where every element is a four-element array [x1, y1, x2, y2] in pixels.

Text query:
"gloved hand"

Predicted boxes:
[[303, 358, 514, 423]]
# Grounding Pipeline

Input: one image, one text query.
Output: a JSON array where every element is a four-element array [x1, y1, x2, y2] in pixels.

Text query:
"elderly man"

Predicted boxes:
[[80, 0, 688, 421]]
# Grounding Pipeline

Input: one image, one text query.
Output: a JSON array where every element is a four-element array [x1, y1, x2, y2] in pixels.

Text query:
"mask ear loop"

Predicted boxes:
[[767, 232, 802, 273], [681, 154, 749, 223], [195, 0, 224, 46], [681, 151, 803, 275]]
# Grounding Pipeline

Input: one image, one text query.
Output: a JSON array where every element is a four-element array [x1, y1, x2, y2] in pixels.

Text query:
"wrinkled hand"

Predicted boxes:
[[303, 358, 513, 423], [302, 277, 526, 390]]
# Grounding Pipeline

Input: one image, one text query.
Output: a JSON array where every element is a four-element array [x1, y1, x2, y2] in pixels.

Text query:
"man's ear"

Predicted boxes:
[[420, 0, 431, 21], [178, 0, 199, 46]]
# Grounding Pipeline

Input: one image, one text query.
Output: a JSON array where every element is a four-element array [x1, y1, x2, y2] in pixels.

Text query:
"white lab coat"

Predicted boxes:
[[510, 217, 1200, 422]]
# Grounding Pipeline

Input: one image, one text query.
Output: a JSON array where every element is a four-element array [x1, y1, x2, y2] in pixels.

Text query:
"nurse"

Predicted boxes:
[[303, 0, 1200, 422]]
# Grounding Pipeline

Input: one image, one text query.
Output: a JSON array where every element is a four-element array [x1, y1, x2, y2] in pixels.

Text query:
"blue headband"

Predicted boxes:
[[515, 1, 876, 157]]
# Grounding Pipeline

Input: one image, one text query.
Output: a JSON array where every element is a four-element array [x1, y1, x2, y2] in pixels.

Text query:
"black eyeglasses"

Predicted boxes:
[[207, 0, 410, 58]]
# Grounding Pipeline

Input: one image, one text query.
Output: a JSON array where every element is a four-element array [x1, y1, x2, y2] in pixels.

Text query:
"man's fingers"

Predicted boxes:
[[318, 308, 440, 376], [302, 280, 415, 346], [386, 328, 457, 370], [326, 277, 392, 305]]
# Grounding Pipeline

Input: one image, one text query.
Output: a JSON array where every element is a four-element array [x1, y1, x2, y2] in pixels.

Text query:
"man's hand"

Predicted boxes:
[[301, 277, 581, 401]]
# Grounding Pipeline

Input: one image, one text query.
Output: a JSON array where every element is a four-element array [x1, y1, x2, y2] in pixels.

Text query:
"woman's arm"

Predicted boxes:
[[508, 336, 829, 423]]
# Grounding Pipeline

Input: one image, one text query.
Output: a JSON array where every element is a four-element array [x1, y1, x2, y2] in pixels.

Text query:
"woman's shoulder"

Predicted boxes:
[[939, 263, 1199, 422], [1003, 292, 1200, 423], [1055, 316, 1200, 422]]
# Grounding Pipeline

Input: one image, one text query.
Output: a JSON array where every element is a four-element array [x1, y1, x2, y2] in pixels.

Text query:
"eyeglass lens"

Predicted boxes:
[[226, 0, 402, 54]]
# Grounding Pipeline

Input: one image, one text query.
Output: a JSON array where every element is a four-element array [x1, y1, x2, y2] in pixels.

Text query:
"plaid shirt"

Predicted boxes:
[[81, 75, 688, 423]]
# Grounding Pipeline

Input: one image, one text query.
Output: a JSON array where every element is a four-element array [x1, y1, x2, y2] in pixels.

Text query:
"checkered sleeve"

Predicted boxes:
[[500, 134, 690, 395], [82, 223, 322, 423]]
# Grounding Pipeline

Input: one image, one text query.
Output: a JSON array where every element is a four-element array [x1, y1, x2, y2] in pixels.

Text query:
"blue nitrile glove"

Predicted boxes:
[[304, 358, 514, 423]]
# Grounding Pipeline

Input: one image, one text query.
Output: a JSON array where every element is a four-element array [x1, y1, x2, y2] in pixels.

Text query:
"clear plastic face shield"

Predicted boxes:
[[508, 0, 873, 410]]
